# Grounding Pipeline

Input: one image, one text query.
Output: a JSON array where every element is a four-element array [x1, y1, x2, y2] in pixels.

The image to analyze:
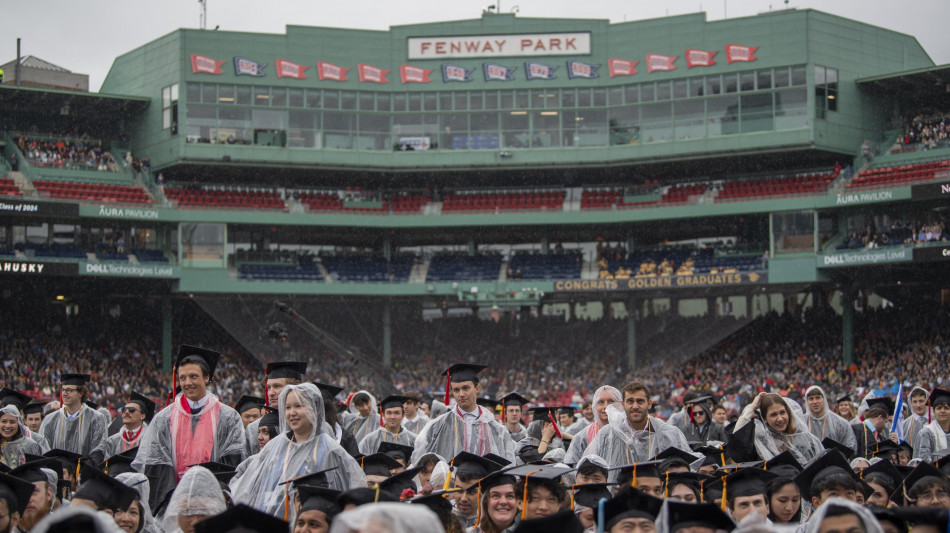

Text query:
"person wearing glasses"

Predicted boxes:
[[38, 373, 107, 456], [678, 396, 727, 446], [89, 392, 156, 466]]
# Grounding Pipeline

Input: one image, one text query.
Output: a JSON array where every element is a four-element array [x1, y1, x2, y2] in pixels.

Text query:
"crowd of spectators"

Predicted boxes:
[[899, 109, 950, 150], [836, 213, 947, 250], [1, 297, 947, 420], [15, 133, 120, 172]]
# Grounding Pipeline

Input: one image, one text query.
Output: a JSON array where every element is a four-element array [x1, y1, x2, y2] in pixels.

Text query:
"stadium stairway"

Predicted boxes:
[[9, 171, 34, 196], [581, 259, 600, 280], [408, 260, 429, 283]]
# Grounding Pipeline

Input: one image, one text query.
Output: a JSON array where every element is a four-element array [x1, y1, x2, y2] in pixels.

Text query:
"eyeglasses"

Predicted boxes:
[[121, 407, 140, 414], [691, 411, 706, 416], [917, 490, 950, 503], [61, 387, 80, 394]]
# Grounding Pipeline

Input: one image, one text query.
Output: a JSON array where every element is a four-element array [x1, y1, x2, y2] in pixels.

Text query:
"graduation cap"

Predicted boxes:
[[896, 461, 947, 505], [887, 506, 949, 533], [192, 461, 238, 485], [718, 467, 778, 503], [313, 383, 344, 400], [898, 441, 914, 458], [60, 373, 91, 387], [664, 472, 714, 501], [43, 448, 83, 473], [74, 462, 137, 512], [478, 468, 520, 494], [85, 400, 100, 411], [23, 401, 45, 416], [377, 467, 424, 500], [685, 396, 714, 407], [794, 449, 858, 501], [528, 406, 557, 420], [449, 451, 502, 480], [500, 392, 530, 408], [194, 503, 288, 533], [611, 460, 664, 487], [233, 395, 265, 415], [258, 406, 280, 428], [283, 468, 338, 490], [557, 406, 575, 416], [717, 461, 762, 473], [10, 457, 60, 484], [576, 456, 609, 477], [484, 453, 512, 467], [861, 458, 903, 490], [476, 398, 501, 411], [571, 482, 615, 509], [0, 471, 38, 516], [762, 451, 804, 479], [663, 499, 736, 533], [654, 447, 701, 469], [512, 509, 584, 533], [102, 450, 137, 477], [866, 396, 895, 414], [379, 395, 409, 411], [264, 361, 307, 381], [377, 442, 413, 464], [599, 487, 664, 530], [517, 446, 545, 465], [409, 489, 458, 515], [296, 486, 341, 517], [928, 388, 950, 408], [835, 394, 852, 404], [0, 388, 33, 411], [934, 452, 950, 475], [128, 391, 156, 422], [693, 446, 728, 467], [175, 346, 221, 380], [338, 487, 397, 508], [442, 363, 488, 384], [821, 437, 855, 458], [360, 453, 402, 478], [870, 440, 901, 462]]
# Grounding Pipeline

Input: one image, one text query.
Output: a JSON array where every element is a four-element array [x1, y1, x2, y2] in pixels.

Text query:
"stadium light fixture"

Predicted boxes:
[[540, 111, 558, 116], [56, 295, 65, 301], [510, 111, 527, 115]]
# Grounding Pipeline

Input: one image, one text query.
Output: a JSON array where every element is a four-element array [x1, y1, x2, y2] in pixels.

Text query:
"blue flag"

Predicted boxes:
[[891, 384, 905, 443]]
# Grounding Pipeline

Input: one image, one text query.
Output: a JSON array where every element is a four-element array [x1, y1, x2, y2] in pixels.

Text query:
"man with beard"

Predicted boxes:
[[0, 471, 35, 533], [10, 459, 59, 532], [89, 392, 155, 466], [804, 386, 857, 456]]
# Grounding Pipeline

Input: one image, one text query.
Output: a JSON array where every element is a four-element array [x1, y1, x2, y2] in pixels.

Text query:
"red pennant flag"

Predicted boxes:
[[725, 44, 759, 63], [685, 49, 718, 68], [358, 63, 391, 84], [274, 59, 309, 79], [607, 58, 639, 78], [190, 54, 225, 75], [316, 61, 350, 81], [399, 65, 433, 84], [645, 54, 677, 73]]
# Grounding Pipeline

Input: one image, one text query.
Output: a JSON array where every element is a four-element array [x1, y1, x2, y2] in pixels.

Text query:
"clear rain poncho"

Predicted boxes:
[[328, 502, 443, 533], [802, 497, 884, 533], [344, 390, 380, 443], [38, 401, 107, 456], [410, 401, 516, 465], [902, 386, 932, 448], [582, 403, 691, 473], [229, 383, 365, 517], [565, 385, 622, 465], [0, 405, 43, 468], [114, 472, 163, 533], [803, 386, 857, 454], [733, 396, 824, 465], [161, 466, 227, 533], [357, 425, 418, 456]]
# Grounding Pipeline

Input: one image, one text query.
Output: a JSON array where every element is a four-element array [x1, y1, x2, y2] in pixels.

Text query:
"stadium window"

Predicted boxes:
[[324, 90, 340, 110], [641, 83, 655, 102], [774, 67, 789, 88], [689, 78, 704, 98], [289, 88, 304, 108], [705, 75, 721, 96], [186, 83, 201, 103], [253, 86, 270, 106], [271, 88, 287, 107], [236, 86, 251, 105], [757, 70, 773, 90], [162, 83, 179, 134], [359, 92, 374, 111], [440, 93, 453, 111], [656, 81, 671, 101], [672, 80, 687, 99], [723, 74, 738, 93], [814, 65, 838, 118], [202, 84, 216, 103], [423, 93, 438, 111], [217, 85, 235, 104], [791, 65, 806, 86], [305, 89, 321, 108], [392, 93, 406, 112], [740, 71, 755, 91], [592, 88, 607, 107], [377, 93, 391, 111], [560, 89, 576, 108], [408, 93, 422, 112], [608, 87, 623, 106], [515, 90, 530, 108], [470, 91, 483, 110], [341, 91, 357, 110], [624, 84, 639, 103]]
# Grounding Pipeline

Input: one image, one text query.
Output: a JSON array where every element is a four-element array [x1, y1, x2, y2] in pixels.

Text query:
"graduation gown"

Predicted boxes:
[[901, 413, 929, 449], [24, 428, 49, 453], [507, 424, 527, 443], [38, 404, 107, 456], [357, 426, 418, 455], [346, 413, 381, 443], [411, 405, 515, 464], [402, 413, 429, 435], [679, 420, 729, 445], [912, 421, 950, 463], [131, 393, 246, 511], [89, 422, 147, 466], [583, 412, 690, 473], [852, 421, 888, 458]]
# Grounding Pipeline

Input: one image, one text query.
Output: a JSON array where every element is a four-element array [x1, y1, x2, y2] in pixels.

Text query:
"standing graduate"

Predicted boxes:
[[804, 386, 857, 455], [131, 345, 246, 511], [401, 392, 430, 435], [344, 390, 381, 443], [913, 388, 950, 463], [0, 389, 49, 453], [500, 393, 529, 443], [901, 386, 932, 449], [357, 395, 418, 455], [244, 361, 307, 456], [37, 374, 106, 456], [0, 405, 42, 468], [564, 385, 621, 465], [411, 364, 515, 464], [89, 391, 155, 466]]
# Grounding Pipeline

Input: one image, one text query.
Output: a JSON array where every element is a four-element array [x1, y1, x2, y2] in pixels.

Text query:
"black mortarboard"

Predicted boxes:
[[285, 468, 338, 491], [337, 487, 396, 507], [377, 442, 414, 464], [43, 449, 83, 473], [665, 472, 713, 488], [0, 388, 33, 411], [194, 504, 289, 533], [507, 464, 572, 490], [0, 471, 38, 515], [685, 396, 714, 406], [175, 346, 221, 380], [297, 485, 341, 516], [360, 453, 402, 478], [899, 461, 947, 502], [23, 401, 45, 416], [377, 467, 424, 499], [887, 506, 949, 532], [717, 461, 762, 473], [379, 395, 409, 411], [529, 407, 557, 420], [10, 458, 59, 484], [313, 383, 344, 400], [85, 400, 99, 410], [694, 446, 727, 467], [654, 447, 701, 467], [129, 391, 156, 422], [663, 499, 736, 532], [576, 456, 609, 476], [513, 509, 584, 533], [234, 395, 265, 415], [60, 374, 91, 387], [517, 445, 544, 465], [870, 440, 901, 462], [557, 406, 575, 416], [869, 506, 908, 533], [500, 393, 530, 408], [476, 398, 501, 411], [822, 437, 855, 458], [611, 460, 664, 486], [478, 468, 520, 493], [929, 388, 950, 407], [572, 482, 615, 509], [898, 441, 914, 456], [836, 394, 852, 404], [866, 396, 895, 414], [600, 487, 663, 530], [484, 453, 512, 467], [409, 489, 457, 515], [720, 468, 777, 499], [103, 450, 137, 477], [451, 451, 503, 479], [442, 363, 488, 384], [264, 361, 307, 381], [794, 449, 857, 500], [193, 461, 238, 485], [934, 452, 950, 475], [762, 451, 804, 479], [74, 462, 137, 512]]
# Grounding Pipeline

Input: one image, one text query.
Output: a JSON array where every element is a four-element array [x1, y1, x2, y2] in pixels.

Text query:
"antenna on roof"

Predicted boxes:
[[198, 0, 207, 30]]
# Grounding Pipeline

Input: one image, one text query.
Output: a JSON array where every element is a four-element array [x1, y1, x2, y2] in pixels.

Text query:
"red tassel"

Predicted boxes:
[[380, 404, 384, 427], [689, 406, 695, 425], [548, 410, 562, 440], [444, 372, 451, 406]]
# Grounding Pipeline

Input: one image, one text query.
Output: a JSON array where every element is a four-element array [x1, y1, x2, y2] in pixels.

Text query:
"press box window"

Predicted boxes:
[[163, 83, 179, 133], [814, 66, 838, 119]]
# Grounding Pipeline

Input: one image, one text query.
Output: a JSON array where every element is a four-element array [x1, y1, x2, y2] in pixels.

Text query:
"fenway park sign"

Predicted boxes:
[[408, 33, 591, 59]]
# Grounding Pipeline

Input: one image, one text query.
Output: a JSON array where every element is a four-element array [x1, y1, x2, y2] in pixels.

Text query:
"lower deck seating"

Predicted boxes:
[[847, 160, 949, 189], [166, 187, 284, 209], [33, 180, 150, 204], [0, 178, 21, 197]]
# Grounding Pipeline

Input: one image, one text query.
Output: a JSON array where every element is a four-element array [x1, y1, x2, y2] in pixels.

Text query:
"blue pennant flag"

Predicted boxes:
[[441, 64, 474, 82], [233, 57, 266, 77], [524, 62, 557, 80], [566, 61, 600, 79], [483, 63, 516, 81]]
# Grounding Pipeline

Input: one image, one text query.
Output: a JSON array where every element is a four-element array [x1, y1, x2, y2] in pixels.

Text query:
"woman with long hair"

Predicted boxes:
[[766, 477, 803, 524], [469, 472, 521, 533], [730, 392, 824, 464], [0, 406, 42, 468]]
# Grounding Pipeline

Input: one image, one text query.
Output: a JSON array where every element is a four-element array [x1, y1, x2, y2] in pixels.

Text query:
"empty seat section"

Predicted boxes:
[[166, 188, 284, 209], [426, 254, 503, 281], [0, 178, 21, 197], [33, 180, 151, 204], [507, 253, 583, 280], [321, 255, 414, 282]]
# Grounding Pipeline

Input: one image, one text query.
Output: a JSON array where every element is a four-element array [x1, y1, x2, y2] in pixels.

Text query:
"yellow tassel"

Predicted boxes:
[[374, 484, 381, 503], [720, 475, 727, 512], [476, 482, 482, 525], [700, 480, 705, 502], [631, 463, 638, 488], [75, 459, 81, 484], [665, 470, 670, 498]]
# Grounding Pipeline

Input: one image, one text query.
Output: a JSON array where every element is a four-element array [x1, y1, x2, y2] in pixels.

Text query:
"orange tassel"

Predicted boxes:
[[665, 470, 670, 498], [700, 479, 705, 502], [75, 459, 81, 485], [720, 452, 725, 467], [631, 463, 638, 488], [720, 475, 727, 511], [443, 458, 454, 491], [570, 484, 577, 510], [283, 484, 289, 521], [521, 469, 541, 521], [476, 482, 482, 525]]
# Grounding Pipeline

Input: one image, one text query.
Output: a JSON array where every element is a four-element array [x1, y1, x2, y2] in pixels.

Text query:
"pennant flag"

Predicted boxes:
[[316, 61, 350, 82], [891, 384, 905, 443], [358, 64, 390, 84], [190, 54, 225, 75], [399, 65, 433, 84], [607, 58, 639, 78], [725, 44, 759, 63], [645, 54, 678, 73], [566, 61, 599, 79], [274, 59, 308, 79], [685, 49, 717, 68], [441, 64, 474, 82], [483, 63, 516, 81], [524, 62, 557, 80], [233, 57, 266, 77]]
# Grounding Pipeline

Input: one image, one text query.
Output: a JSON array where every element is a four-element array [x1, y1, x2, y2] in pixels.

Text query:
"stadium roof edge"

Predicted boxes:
[[0, 84, 150, 104], [856, 64, 950, 86]]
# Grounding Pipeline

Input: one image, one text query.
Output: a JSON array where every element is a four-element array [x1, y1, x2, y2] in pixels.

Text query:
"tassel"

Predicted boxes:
[[374, 484, 381, 503], [476, 482, 482, 525], [380, 405, 384, 427], [721, 475, 727, 512], [570, 484, 577, 510], [700, 480, 705, 502], [444, 372, 451, 406], [522, 470, 541, 521], [720, 452, 725, 467], [283, 484, 290, 521], [443, 462, 453, 490], [75, 459, 81, 485], [631, 464, 638, 488], [548, 410, 562, 440], [763, 460, 768, 471], [928, 397, 931, 424], [665, 471, 670, 498], [104, 460, 108, 475]]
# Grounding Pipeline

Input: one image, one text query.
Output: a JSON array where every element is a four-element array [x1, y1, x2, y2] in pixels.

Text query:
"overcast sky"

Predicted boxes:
[[7, 0, 949, 92]]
